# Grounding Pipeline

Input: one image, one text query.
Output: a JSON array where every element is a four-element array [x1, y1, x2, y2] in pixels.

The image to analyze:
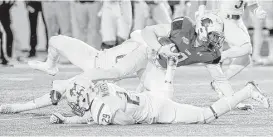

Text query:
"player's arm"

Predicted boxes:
[[50, 112, 93, 124], [247, 0, 267, 20], [198, 50, 221, 64], [141, 24, 171, 52], [112, 110, 135, 125]]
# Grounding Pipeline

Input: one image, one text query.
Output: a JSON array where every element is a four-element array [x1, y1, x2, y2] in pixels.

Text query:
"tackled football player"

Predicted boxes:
[[0, 13, 225, 114], [49, 65, 269, 125]]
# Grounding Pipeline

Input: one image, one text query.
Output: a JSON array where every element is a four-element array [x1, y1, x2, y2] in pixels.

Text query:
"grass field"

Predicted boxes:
[[0, 64, 272, 136]]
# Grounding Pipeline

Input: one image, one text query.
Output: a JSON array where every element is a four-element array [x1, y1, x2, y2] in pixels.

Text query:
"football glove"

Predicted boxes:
[[50, 113, 66, 124]]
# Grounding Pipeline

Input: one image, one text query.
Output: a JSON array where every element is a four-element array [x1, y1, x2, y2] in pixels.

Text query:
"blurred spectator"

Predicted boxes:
[[169, 0, 192, 19], [100, 1, 132, 49], [252, 1, 273, 65], [133, 0, 171, 31], [0, 25, 9, 65], [0, 0, 15, 59], [25, 1, 48, 58], [168, 0, 180, 16], [73, 0, 102, 50], [42, 1, 72, 38]]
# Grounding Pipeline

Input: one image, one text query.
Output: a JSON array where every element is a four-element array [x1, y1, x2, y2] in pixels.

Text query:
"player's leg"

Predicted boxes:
[[42, 2, 58, 40], [55, 2, 72, 37], [117, 1, 132, 45], [0, 75, 80, 114], [221, 19, 252, 79], [86, 2, 102, 50], [204, 81, 269, 123], [73, 2, 88, 43], [252, 17, 263, 63], [266, 29, 273, 64], [151, 2, 171, 24], [224, 55, 251, 80], [222, 19, 252, 60], [132, 1, 149, 31], [157, 81, 269, 124], [206, 64, 235, 97], [0, 90, 62, 113], [206, 64, 253, 110], [100, 2, 117, 49], [28, 35, 99, 75], [78, 43, 148, 82]]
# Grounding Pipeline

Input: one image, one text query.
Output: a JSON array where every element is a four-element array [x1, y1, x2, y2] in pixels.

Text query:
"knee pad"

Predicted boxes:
[[50, 90, 62, 105]]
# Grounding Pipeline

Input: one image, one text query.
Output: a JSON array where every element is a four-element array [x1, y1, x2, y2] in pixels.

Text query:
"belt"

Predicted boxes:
[[226, 14, 241, 20]]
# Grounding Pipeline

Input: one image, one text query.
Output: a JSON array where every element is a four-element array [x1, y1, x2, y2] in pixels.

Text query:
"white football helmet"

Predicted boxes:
[[196, 13, 225, 49], [65, 78, 95, 117]]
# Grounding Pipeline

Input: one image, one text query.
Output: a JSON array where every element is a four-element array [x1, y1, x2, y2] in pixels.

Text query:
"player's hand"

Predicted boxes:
[[254, 7, 267, 20], [50, 113, 66, 124], [158, 44, 180, 58]]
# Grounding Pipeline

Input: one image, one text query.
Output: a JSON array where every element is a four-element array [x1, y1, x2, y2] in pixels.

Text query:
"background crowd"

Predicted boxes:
[[0, 0, 272, 66]]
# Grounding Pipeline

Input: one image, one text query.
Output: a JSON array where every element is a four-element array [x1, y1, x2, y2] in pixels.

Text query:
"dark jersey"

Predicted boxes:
[[157, 16, 221, 68]]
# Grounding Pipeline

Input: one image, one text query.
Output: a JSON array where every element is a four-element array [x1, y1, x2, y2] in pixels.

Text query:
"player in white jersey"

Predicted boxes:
[[0, 13, 225, 114], [197, 0, 267, 109], [49, 68, 269, 125]]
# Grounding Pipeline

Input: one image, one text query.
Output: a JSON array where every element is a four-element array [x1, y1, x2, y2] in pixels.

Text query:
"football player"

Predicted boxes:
[[0, 13, 224, 114], [196, 0, 267, 110], [49, 68, 269, 125]]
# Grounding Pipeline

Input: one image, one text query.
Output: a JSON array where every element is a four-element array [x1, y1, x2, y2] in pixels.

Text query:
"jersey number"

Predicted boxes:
[[102, 114, 111, 124], [235, 0, 244, 9], [177, 52, 189, 63]]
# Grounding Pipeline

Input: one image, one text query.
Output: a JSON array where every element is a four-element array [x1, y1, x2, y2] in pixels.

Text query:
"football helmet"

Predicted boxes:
[[65, 78, 95, 117], [196, 13, 225, 49]]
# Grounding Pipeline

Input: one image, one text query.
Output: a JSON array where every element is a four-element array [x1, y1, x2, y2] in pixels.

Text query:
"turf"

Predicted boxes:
[[0, 65, 272, 136]]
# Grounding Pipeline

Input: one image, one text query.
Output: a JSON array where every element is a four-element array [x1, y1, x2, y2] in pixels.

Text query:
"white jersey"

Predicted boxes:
[[90, 83, 156, 125], [211, 0, 257, 15]]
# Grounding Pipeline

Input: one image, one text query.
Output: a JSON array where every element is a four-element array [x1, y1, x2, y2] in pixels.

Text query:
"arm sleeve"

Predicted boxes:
[[141, 24, 171, 51]]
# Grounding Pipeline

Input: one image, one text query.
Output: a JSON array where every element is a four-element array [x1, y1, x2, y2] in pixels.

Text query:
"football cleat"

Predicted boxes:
[[0, 104, 16, 114], [28, 60, 59, 76], [50, 113, 66, 124], [247, 81, 270, 109]]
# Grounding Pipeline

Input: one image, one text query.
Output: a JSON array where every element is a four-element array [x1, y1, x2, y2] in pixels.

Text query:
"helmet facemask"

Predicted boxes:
[[196, 13, 224, 49], [207, 31, 225, 50], [66, 81, 95, 117]]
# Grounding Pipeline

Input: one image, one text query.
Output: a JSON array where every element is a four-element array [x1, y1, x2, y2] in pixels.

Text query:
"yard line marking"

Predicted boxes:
[[0, 116, 49, 121]]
